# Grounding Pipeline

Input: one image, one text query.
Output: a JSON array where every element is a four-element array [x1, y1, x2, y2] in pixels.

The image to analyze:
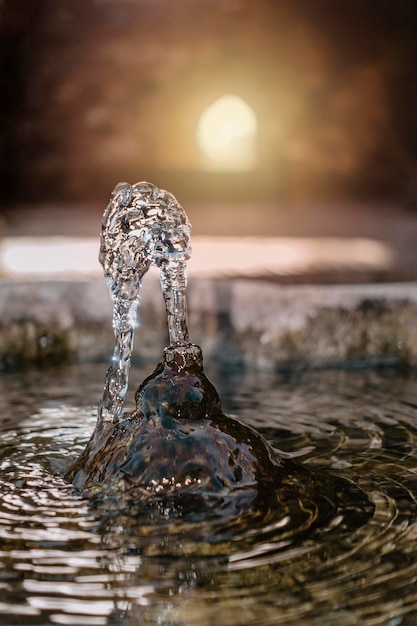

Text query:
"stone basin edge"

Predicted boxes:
[[1, 276, 417, 370]]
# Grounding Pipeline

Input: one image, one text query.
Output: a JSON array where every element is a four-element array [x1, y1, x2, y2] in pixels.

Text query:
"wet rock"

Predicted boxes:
[[66, 344, 323, 523]]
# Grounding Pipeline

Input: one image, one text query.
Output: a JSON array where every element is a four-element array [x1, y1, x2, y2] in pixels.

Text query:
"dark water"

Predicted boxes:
[[1, 363, 417, 625]]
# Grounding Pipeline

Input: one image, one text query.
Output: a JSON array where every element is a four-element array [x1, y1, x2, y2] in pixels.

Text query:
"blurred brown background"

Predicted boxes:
[[1, 0, 417, 216]]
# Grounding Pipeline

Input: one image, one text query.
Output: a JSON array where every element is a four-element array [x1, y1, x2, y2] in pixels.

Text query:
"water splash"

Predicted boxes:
[[67, 180, 353, 535], [97, 181, 191, 424]]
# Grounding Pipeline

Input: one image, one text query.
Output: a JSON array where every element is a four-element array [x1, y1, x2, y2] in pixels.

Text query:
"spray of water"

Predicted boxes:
[[67, 181, 365, 548], [97, 181, 191, 424]]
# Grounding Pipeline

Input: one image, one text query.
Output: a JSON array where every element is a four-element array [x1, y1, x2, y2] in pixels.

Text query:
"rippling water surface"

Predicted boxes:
[[2, 363, 417, 625]]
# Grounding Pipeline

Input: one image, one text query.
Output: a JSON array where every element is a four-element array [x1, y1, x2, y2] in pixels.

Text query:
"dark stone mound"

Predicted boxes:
[[66, 345, 335, 525]]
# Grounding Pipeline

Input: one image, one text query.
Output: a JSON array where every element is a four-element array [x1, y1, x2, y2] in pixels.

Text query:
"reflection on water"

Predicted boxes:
[[1, 363, 417, 624]]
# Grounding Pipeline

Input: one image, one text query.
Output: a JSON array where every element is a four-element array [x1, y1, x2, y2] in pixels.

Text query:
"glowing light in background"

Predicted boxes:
[[0, 238, 100, 278], [0, 237, 395, 280], [196, 95, 258, 171]]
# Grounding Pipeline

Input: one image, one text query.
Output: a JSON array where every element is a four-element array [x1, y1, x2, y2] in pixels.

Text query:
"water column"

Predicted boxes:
[[97, 181, 191, 425]]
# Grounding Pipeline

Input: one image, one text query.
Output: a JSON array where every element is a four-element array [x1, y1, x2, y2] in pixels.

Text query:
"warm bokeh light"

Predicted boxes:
[[0, 236, 395, 280], [196, 95, 258, 171], [1, 2, 415, 203], [188, 237, 395, 277], [0, 238, 100, 278]]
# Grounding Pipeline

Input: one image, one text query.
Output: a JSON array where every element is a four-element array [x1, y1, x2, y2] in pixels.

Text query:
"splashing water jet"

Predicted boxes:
[[66, 182, 339, 529], [96, 181, 191, 425]]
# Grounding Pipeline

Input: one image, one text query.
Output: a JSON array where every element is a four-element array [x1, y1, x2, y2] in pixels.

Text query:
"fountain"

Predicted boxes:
[[66, 181, 343, 530], [11, 181, 417, 625]]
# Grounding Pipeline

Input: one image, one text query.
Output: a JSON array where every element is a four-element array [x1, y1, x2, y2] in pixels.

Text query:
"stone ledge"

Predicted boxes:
[[1, 277, 417, 370], [189, 280, 417, 369]]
